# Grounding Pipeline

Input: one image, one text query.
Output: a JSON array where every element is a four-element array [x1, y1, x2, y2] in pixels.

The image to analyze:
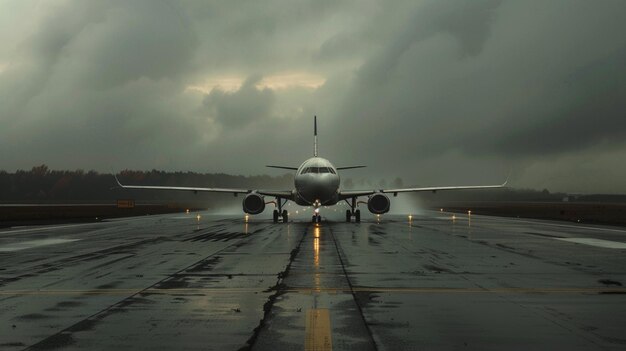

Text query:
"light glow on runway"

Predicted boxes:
[[0, 222, 102, 236], [0, 238, 79, 252], [555, 237, 626, 249]]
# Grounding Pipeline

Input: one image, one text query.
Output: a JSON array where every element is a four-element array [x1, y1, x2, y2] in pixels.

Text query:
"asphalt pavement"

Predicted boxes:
[[1, 210, 625, 350]]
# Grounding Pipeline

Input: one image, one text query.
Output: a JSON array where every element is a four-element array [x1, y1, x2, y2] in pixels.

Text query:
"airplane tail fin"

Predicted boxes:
[[314, 115, 318, 157]]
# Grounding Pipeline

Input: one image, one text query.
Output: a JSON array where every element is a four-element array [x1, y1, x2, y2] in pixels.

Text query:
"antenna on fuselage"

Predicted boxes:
[[314, 115, 318, 157]]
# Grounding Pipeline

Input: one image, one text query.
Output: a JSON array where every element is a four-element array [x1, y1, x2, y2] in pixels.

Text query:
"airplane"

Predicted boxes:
[[115, 116, 507, 223]]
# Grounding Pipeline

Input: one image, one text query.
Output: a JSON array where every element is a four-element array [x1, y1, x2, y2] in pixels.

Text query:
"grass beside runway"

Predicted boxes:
[[433, 201, 626, 227], [0, 204, 203, 228]]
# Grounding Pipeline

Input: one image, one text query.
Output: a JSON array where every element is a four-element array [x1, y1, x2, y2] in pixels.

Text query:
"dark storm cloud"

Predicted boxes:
[[0, 0, 625, 193], [203, 75, 275, 128], [323, 0, 626, 191], [0, 1, 201, 170]]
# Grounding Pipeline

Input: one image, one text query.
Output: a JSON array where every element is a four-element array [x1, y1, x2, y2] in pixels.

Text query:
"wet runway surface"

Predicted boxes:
[[1, 211, 625, 350]]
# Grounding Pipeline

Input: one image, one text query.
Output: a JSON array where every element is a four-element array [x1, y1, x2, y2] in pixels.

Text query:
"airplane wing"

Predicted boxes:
[[114, 175, 295, 199], [115, 175, 249, 195], [381, 181, 508, 195], [336, 166, 366, 170], [338, 190, 376, 199], [258, 190, 295, 199], [266, 165, 299, 170], [339, 180, 508, 199]]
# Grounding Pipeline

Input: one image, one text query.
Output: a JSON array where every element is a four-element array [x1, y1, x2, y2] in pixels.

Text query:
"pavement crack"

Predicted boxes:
[[240, 224, 308, 351], [23, 229, 260, 351], [327, 224, 379, 351]]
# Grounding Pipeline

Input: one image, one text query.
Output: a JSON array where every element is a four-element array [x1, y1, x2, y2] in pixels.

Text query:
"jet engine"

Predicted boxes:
[[367, 192, 390, 214], [242, 193, 265, 214]]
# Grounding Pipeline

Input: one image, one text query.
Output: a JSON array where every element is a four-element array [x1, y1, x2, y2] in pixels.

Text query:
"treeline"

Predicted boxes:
[[0, 165, 293, 203], [2, 165, 618, 205]]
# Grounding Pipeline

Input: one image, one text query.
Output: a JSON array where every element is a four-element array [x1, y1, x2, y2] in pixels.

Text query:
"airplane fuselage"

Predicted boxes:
[[294, 157, 340, 206]]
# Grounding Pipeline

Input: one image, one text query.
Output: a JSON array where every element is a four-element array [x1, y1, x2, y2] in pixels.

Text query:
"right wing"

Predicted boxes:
[[266, 165, 299, 171], [114, 175, 249, 195], [115, 175, 295, 200]]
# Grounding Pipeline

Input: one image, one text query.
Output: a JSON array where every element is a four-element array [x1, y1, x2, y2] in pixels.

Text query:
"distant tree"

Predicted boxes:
[[31, 164, 49, 176]]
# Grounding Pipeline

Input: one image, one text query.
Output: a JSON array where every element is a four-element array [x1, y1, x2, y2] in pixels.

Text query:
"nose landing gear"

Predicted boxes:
[[311, 207, 321, 223]]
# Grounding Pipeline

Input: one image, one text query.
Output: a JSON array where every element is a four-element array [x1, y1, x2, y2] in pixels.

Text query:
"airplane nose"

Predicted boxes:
[[299, 178, 329, 202]]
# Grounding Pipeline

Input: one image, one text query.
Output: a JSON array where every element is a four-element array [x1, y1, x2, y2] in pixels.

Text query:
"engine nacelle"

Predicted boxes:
[[242, 193, 265, 214], [367, 192, 390, 214]]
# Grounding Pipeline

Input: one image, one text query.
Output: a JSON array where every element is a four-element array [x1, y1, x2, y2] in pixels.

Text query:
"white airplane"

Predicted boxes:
[[115, 116, 507, 223]]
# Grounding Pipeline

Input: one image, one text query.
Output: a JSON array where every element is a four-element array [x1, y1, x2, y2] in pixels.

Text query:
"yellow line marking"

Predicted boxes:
[[305, 309, 332, 351], [0, 287, 624, 296]]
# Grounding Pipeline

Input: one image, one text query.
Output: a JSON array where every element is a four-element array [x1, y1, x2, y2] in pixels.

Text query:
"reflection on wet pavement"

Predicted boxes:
[[0, 211, 625, 350]]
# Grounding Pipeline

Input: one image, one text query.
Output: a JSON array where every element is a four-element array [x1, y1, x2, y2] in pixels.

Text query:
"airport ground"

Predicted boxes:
[[1, 210, 625, 350]]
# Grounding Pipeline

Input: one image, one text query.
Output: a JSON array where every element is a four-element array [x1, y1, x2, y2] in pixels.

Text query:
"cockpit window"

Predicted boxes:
[[301, 167, 336, 174]]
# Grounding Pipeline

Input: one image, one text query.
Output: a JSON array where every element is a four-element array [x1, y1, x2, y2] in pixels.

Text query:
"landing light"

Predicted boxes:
[[196, 214, 201, 221], [245, 214, 249, 222], [186, 209, 190, 214], [408, 215, 413, 221], [452, 215, 456, 220], [440, 208, 443, 212]]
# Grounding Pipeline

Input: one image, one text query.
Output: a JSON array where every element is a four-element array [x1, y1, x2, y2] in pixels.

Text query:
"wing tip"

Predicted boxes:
[[113, 174, 124, 188]]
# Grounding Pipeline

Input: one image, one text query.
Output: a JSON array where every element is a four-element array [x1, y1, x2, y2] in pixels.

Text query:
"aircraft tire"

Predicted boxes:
[[355, 209, 361, 222], [345, 210, 351, 222], [316, 215, 322, 223], [273, 210, 279, 223], [282, 210, 288, 223]]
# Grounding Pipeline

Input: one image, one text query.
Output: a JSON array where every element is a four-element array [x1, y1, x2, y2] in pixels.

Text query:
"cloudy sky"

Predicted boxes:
[[0, 0, 625, 193]]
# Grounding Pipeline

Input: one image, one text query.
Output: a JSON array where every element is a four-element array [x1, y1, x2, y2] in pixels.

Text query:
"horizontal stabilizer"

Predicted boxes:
[[336, 165, 366, 170], [266, 165, 299, 170]]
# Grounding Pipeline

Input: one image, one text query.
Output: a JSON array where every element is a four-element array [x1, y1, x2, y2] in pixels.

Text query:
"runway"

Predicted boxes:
[[1, 211, 625, 350]]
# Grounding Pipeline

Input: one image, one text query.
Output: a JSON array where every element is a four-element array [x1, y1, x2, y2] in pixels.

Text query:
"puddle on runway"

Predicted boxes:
[[0, 238, 80, 252]]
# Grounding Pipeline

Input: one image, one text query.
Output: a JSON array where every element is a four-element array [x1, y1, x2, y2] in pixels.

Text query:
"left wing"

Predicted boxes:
[[383, 180, 508, 195], [339, 179, 508, 199], [115, 175, 294, 199]]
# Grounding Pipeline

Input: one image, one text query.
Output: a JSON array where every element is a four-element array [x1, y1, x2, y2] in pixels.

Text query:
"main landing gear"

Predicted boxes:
[[272, 198, 289, 223], [345, 197, 361, 223], [345, 209, 361, 222], [311, 213, 321, 223]]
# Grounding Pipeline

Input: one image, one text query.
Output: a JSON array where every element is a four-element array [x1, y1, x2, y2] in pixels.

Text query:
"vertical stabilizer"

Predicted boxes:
[[314, 115, 318, 157]]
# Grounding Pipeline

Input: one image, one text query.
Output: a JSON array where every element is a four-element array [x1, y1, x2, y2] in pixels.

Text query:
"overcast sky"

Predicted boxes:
[[1, 0, 625, 193]]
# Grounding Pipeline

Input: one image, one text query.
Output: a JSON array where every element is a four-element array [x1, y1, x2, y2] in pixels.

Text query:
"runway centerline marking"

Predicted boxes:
[[555, 237, 626, 249], [305, 309, 332, 351], [0, 238, 80, 252]]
